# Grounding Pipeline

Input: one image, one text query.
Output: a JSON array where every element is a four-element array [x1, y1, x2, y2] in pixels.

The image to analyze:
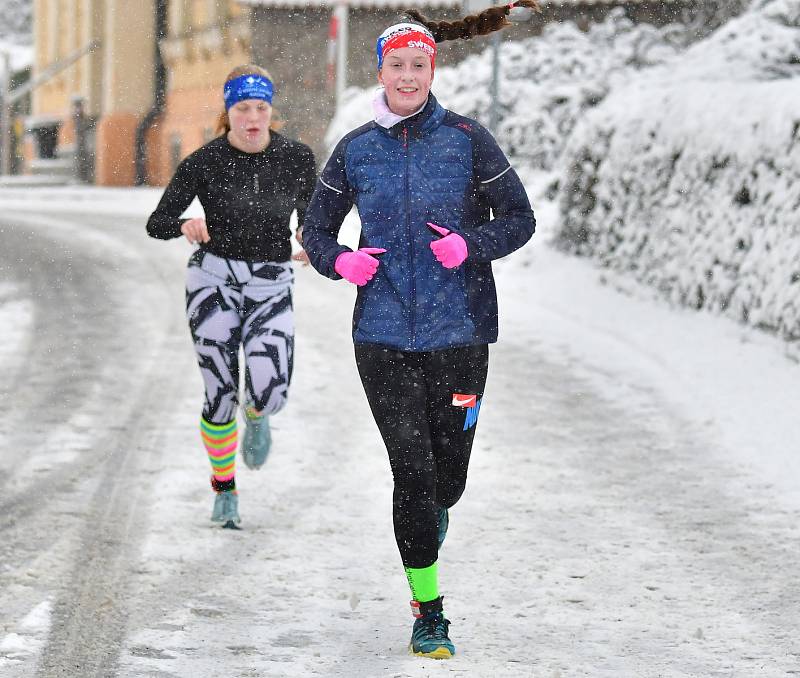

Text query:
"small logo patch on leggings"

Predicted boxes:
[[463, 398, 482, 431], [452, 393, 477, 408]]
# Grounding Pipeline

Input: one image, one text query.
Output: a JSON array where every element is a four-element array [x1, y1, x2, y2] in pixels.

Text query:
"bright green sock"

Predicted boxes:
[[404, 562, 439, 602]]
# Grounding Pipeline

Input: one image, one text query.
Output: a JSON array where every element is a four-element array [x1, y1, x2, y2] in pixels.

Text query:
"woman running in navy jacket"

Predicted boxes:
[[302, 2, 537, 659]]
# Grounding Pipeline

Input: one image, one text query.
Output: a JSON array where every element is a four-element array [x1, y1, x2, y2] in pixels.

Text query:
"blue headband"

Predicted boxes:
[[224, 74, 274, 109]]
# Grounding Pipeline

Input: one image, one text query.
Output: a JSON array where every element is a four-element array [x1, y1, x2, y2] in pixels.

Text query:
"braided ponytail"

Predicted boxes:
[[403, 0, 541, 42]]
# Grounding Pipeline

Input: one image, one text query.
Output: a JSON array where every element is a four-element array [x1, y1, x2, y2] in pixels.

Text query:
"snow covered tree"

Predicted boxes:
[[0, 0, 33, 43], [556, 0, 800, 340], [678, 0, 752, 39]]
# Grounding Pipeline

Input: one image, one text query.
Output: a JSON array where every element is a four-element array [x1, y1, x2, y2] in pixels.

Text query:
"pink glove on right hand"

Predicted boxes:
[[334, 247, 387, 286], [428, 223, 468, 269]]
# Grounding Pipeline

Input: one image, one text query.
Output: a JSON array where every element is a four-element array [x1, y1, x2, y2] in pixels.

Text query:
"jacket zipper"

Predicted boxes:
[[403, 126, 416, 350], [253, 172, 260, 193]]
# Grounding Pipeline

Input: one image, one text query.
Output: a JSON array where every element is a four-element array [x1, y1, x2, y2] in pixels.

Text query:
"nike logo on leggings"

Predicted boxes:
[[452, 393, 477, 408]]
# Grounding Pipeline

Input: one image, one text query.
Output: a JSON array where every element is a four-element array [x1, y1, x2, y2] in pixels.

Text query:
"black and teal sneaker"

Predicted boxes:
[[437, 506, 449, 549], [409, 610, 455, 659], [210, 477, 241, 529], [409, 598, 454, 659]]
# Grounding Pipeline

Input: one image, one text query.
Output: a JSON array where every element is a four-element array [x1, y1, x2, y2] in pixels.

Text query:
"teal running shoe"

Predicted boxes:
[[437, 506, 449, 549], [241, 406, 271, 470], [409, 611, 455, 659], [211, 491, 241, 529]]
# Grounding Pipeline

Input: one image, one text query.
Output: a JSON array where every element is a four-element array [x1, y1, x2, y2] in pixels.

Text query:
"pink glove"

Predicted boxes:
[[334, 247, 387, 285], [428, 223, 468, 269]]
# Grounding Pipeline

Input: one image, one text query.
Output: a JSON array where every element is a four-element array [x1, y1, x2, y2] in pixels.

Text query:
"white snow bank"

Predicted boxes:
[[0, 40, 33, 72], [0, 186, 165, 215], [504, 201, 800, 510], [556, 0, 800, 341]]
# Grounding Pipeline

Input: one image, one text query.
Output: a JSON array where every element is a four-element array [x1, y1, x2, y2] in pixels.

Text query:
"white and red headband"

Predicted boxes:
[[376, 23, 437, 70]]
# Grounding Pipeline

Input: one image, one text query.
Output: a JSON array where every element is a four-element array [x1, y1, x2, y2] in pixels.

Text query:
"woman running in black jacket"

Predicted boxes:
[[146, 64, 316, 528]]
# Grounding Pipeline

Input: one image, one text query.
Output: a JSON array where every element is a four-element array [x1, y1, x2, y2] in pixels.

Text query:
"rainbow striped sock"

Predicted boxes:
[[201, 418, 237, 488]]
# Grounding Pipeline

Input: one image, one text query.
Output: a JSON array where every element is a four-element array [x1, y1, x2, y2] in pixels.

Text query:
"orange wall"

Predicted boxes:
[[58, 118, 76, 147], [146, 86, 224, 186], [95, 113, 139, 186]]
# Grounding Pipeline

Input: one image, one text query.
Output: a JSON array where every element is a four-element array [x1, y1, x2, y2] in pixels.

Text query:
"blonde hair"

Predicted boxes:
[[216, 64, 284, 134]]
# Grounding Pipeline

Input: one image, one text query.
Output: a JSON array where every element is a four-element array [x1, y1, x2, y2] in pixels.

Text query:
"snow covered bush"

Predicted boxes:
[[674, 0, 752, 39], [556, 0, 800, 340], [0, 0, 32, 43]]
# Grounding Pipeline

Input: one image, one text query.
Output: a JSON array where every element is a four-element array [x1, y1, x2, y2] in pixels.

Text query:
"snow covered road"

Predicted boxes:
[[0, 207, 192, 676], [0, 192, 798, 677]]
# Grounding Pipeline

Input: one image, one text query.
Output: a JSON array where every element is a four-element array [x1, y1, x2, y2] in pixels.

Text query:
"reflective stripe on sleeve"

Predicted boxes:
[[480, 166, 511, 185]]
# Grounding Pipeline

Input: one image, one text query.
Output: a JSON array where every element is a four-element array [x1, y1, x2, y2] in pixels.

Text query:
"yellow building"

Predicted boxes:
[[147, 0, 252, 186], [28, 0, 251, 186]]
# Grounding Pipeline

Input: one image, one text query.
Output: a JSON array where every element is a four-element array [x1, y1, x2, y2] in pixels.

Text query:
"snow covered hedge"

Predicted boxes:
[[0, 0, 32, 43], [555, 0, 800, 340]]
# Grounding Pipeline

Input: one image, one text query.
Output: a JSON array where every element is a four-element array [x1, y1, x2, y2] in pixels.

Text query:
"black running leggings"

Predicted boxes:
[[355, 343, 489, 569]]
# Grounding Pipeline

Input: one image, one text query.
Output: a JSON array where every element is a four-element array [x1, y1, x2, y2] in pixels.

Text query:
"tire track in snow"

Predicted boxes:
[[0, 211, 190, 677]]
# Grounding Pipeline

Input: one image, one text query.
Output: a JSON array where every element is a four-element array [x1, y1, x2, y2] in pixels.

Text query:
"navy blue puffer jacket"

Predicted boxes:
[[303, 94, 535, 351]]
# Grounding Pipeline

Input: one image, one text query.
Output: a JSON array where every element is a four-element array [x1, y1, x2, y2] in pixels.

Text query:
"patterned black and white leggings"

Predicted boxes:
[[186, 250, 294, 424]]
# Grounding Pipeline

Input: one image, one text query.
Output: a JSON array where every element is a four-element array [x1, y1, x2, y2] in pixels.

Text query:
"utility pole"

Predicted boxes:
[[487, 1, 536, 135], [1, 50, 11, 176], [72, 96, 90, 182], [489, 0, 500, 134], [335, 0, 348, 112]]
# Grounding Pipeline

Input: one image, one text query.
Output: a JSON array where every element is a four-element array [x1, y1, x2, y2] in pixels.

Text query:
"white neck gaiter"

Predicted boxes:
[[372, 88, 427, 129]]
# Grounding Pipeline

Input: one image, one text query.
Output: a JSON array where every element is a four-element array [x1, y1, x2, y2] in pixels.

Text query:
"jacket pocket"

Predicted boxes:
[[353, 272, 409, 346], [415, 263, 474, 348]]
